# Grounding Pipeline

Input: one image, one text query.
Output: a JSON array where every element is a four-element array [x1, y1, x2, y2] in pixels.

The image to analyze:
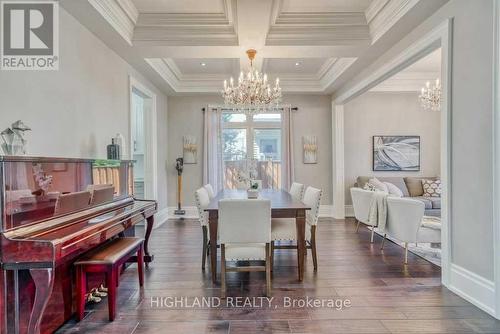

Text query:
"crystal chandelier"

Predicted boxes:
[[222, 49, 282, 111], [419, 79, 441, 111]]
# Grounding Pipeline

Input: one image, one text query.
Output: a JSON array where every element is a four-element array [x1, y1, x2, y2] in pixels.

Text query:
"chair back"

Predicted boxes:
[[89, 185, 115, 205], [350, 188, 374, 224], [203, 184, 215, 199], [218, 199, 271, 244], [54, 191, 91, 215], [386, 197, 425, 243], [289, 182, 305, 201], [195, 187, 210, 226], [303, 186, 322, 226]]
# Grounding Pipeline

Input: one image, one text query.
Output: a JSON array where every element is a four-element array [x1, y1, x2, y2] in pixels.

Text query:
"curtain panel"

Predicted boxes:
[[281, 106, 294, 191], [202, 107, 224, 193]]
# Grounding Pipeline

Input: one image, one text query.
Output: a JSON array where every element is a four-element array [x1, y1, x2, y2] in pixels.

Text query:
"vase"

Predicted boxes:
[[247, 189, 259, 199]]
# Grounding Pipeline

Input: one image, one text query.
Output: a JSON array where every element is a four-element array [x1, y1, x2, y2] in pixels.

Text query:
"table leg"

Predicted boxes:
[[295, 210, 306, 281], [209, 211, 218, 283], [28, 268, 54, 334], [144, 215, 155, 264]]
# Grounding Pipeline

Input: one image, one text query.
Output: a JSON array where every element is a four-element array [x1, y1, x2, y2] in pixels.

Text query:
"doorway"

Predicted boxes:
[[129, 77, 158, 202]]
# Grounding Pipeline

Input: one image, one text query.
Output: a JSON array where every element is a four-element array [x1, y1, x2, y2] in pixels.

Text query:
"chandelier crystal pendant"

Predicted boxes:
[[222, 49, 282, 112], [419, 78, 441, 111]]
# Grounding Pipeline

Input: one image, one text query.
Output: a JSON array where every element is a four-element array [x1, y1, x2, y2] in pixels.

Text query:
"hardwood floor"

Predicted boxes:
[[56, 218, 500, 333]]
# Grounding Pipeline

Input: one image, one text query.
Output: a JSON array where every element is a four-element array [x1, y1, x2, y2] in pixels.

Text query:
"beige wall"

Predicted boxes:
[[344, 92, 441, 204], [167, 94, 333, 206], [0, 8, 169, 211], [334, 0, 496, 281]]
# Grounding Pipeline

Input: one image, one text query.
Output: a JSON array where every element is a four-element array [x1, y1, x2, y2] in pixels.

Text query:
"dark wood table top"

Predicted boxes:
[[205, 189, 310, 211]]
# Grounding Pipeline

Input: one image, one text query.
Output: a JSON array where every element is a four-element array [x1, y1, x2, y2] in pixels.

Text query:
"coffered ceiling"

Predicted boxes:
[[60, 0, 449, 95]]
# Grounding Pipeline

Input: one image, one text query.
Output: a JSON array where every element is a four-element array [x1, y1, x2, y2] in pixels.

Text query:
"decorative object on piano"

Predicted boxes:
[[303, 135, 318, 164], [183, 135, 197, 164], [107, 138, 121, 160], [247, 181, 259, 198], [174, 157, 186, 215], [114, 133, 127, 159], [32, 163, 53, 195], [0, 120, 31, 155]]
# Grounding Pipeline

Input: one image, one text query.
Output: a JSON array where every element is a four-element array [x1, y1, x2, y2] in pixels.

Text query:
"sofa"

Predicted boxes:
[[355, 176, 441, 217]]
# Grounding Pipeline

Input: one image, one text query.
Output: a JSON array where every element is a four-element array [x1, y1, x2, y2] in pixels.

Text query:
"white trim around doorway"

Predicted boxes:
[[331, 19, 453, 288], [129, 76, 159, 203]]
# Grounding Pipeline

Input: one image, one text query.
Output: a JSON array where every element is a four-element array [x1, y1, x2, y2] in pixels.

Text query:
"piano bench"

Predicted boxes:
[[74, 237, 145, 321]]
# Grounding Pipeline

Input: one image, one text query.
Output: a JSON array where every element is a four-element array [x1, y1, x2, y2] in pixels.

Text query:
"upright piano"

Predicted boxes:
[[0, 156, 157, 334]]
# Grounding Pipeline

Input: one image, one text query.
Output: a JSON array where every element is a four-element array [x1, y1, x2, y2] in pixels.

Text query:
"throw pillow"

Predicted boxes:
[[363, 183, 376, 191], [384, 182, 403, 197], [368, 178, 388, 193], [422, 179, 441, 197]]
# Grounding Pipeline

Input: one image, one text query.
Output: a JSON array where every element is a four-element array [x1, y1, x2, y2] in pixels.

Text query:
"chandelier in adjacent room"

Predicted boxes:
[[221, 49, 282, 111], [419, 78, 441, 111]]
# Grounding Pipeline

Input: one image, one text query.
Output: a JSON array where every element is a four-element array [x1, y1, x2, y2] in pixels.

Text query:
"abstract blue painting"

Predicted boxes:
[[373, 136, 420, 171]]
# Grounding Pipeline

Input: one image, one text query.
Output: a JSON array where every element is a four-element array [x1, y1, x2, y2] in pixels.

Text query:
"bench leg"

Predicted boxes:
[[137, 243, 145, 287], [76, 266, 86, 322], [106, 268, 117, 321]]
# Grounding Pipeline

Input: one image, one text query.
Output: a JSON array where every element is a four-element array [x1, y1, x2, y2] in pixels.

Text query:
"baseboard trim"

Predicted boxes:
[[167, 205, 335, 219], [449, 264, 496, 317], [345, 205, 354, 217]]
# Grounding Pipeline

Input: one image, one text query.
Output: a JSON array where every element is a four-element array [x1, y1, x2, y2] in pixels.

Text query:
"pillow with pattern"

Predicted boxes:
[[422, 179, 441, 197], [363, 183, 376, 191]]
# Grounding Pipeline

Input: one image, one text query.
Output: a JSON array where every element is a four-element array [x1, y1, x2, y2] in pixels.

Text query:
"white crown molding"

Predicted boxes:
[[117, 0, 138, 24], [88, 0, 135, 45], [320, 58, 357, 88], [367, 0, 421, 44], [137, 13, 230, 26], [370, 71, 440, 92]]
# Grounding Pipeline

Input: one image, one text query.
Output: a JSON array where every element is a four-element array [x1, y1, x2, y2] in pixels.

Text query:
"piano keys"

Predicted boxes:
[[0, 156, 157, 334]]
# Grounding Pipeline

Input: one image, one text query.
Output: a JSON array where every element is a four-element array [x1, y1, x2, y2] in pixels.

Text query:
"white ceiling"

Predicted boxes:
[[280, 0, 373, 13], [131, 0, 224, 13], [60, 0, 450, 94]]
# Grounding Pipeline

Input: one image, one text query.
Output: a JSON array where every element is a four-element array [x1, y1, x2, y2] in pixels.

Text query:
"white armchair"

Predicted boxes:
[[194, 187, 211, 270], [350, 188, 376, 242], [218, 199, 272, 297], [289, 182, 305, 202], [271, 186, 322, 271], [386, 197, 441, 264]]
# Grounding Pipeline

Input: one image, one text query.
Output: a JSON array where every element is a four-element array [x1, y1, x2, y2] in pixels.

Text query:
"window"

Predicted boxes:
[[222, 113, 282, 189]]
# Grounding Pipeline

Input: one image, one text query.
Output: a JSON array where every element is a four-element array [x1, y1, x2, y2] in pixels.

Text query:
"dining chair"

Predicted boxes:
[[271, 186, 322, 271], [203, 184, 215, 199], [386, 197, 441, 264], [289, 182, 305, 201], [54, 191, 92, 215], [194, 187, 211, 270], [350, 188, 377, 242], [218, 199, 271, 297]]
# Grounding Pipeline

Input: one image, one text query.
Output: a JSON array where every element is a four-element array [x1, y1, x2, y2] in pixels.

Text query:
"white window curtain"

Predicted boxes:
[[281, 106, 294, 190], [203, 107, 224, 192]]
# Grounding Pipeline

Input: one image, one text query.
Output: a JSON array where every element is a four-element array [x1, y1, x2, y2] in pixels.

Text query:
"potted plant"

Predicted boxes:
[[247, 181, 259, 198]]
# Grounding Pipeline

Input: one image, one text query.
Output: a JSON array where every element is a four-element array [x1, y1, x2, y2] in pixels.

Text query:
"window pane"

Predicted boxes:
[[253, 129, 281, 189], [253, 113, 281, 122], [222, 128, 246, 161], [222, 113, 246, 122]]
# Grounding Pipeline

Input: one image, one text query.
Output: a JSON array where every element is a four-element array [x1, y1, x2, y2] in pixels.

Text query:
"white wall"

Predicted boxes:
[[0, 8, 168, 211], [167, 94, 333, 206], [344, 92, 441, 204], [333, 0, 497, 300]]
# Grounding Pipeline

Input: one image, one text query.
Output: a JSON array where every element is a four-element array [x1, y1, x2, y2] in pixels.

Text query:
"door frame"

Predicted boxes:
[[332, 19, 453, 286], [129, 76, 158, 202], [493, 0, 500, 319]]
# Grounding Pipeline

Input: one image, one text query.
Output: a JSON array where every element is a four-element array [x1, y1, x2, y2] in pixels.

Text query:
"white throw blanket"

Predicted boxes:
[[421, 216, 441, 230], [368, 191, 388, 232]]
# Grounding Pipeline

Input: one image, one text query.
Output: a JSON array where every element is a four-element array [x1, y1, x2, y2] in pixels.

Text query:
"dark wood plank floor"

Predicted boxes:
[[57, 218, 500, 333]]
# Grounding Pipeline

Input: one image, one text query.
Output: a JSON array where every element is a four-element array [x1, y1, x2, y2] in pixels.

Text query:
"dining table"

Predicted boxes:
[[205, 189, 311, 283]]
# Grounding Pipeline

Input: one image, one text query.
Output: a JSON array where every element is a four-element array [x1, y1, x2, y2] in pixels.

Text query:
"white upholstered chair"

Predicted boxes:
[[289, 182, 305, 202], [218, 199, 271, 297], [350, 188, 377, 242], [385, 197, 441, 264], [203, 184, 215, 199], [195, 187, 211, 270], [271, 186, 322, 271]]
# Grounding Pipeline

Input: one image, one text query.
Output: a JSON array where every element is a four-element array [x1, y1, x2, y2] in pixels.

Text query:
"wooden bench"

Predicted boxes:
[[74, 237, 145, 321]]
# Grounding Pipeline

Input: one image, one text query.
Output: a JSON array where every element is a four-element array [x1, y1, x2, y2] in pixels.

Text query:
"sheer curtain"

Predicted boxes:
[[281, 106, 294, 190], [203, 107, 224, 193]]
